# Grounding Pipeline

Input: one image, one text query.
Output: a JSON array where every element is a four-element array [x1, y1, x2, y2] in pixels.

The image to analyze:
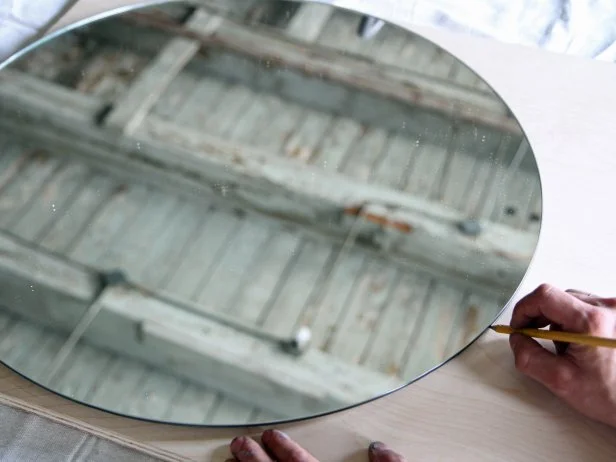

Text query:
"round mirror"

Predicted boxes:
[[0, 0, 541, 426]]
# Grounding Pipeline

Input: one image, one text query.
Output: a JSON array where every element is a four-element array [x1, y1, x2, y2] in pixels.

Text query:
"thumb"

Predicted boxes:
[[509, 334, 578, 396]]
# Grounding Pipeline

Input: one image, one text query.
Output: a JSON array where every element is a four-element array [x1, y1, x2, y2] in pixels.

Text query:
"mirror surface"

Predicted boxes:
[[0, 0, 541, 425]]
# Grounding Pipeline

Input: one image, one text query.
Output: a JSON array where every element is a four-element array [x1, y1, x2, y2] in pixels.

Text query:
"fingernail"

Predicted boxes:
[[230, 436, 244, 453], [273, 429, 289, 440], [262, 429, 289, 444], [369, 442, 386, 452]]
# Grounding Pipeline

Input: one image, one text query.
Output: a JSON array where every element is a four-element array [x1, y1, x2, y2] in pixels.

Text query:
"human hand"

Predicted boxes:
[[227, 429, 407, 461], [509, 284, 616, 427]]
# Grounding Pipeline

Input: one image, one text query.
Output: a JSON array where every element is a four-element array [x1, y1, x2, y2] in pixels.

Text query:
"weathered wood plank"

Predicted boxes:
[[164, 207, 241, 298], [206, 83, 255, 137], [48, 343, 115, 402], [138, 199, 209, 288], [444, 291, 501, 358], [0, 69, 106, 123], [68, 185, 149, 265], [229, 94, 283, 145], [328, 260, 399, 365], [284, 3, 333, 42], [0, 231, 99, 333], [474, 135, 514, 220], [172, 76, 227, 128], [0, 139, 30, 193], [121, 9, 520, 135], [105, 10, 220, 134], [259, 238, 334, 335], [310, 117, 363, 173], [251, 96, 304, 154], [18, 330, 66, 383], [283, 109, 333, 163], [341, 127, 389, 182], [461, 155, 499, 218], [362, 272, 431, 376], [194, 219, 271, 310], [404, 142, 448, 199], [0, 315, 17, 357], [449, 61, 479, 88], [94, 189, 180, 275], [426, 48, 457, 80], [0, 321, 44, 370], [495, 164, 538, 230], [527, 181, 542, 230], [402, 282, 465, 379], [432, 128, 459, 202], [372, 133, 418, 189], [163, 383, 218, 424], [0, 310, 14, 332], [0, 79, 537, 291], [228, 229, 302, 322], [105, 39, 201, 133], [440, 145, 478, 210], [122, 370, 184, 420], [9, 163, 90, 243], [151, 72, 199, 120], [250, 409, 284, 424], [489, 140, 535, 228], [315, 9, 363, 54], [88, 358, 148, 414], [0, 217, 384, 418], [80, 286, 404, 417], [73, 49, 147, 101], [0, 153, 63, 229], [368, 26, 409, 65], [302, 252, 367, 351], [208, 396, 256, 425], [38, 174, 119, 254]]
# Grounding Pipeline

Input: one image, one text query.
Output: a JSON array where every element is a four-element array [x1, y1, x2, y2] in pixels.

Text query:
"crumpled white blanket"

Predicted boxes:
[[2, 0, 616, 63], [0, 0, 74, 62], [404, 0, 616, 61]]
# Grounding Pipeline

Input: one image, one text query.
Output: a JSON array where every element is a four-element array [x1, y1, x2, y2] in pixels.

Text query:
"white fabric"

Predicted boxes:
[[1, 0, 616, 62], [0, 404, 162, 461], [404, 0, 616, 61], [0, 0, 77, 62]]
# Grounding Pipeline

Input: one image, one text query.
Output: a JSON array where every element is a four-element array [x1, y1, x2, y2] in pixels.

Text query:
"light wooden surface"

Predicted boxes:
[[1, 0, 615, 461]]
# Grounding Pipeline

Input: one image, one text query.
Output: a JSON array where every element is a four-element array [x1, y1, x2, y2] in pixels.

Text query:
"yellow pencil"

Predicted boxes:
[[490, 325, 616, 349]]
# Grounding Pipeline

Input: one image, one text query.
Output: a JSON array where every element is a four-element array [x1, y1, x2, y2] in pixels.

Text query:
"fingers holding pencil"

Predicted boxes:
[[504, 284, 616, 428], [565, 289, 616, 309]]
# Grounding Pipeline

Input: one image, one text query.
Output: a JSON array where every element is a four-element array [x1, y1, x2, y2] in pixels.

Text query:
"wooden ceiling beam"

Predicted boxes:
[[0, 231, 403, 418], [117, 7, 521, 135], [0, 71, 536, 293]]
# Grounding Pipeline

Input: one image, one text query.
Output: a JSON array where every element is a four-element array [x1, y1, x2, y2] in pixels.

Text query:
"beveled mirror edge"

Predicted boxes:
[[0, 0, 544, 428]]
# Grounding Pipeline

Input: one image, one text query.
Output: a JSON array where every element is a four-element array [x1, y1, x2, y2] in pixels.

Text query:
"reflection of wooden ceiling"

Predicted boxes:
[[0, 2, 540, 422]]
